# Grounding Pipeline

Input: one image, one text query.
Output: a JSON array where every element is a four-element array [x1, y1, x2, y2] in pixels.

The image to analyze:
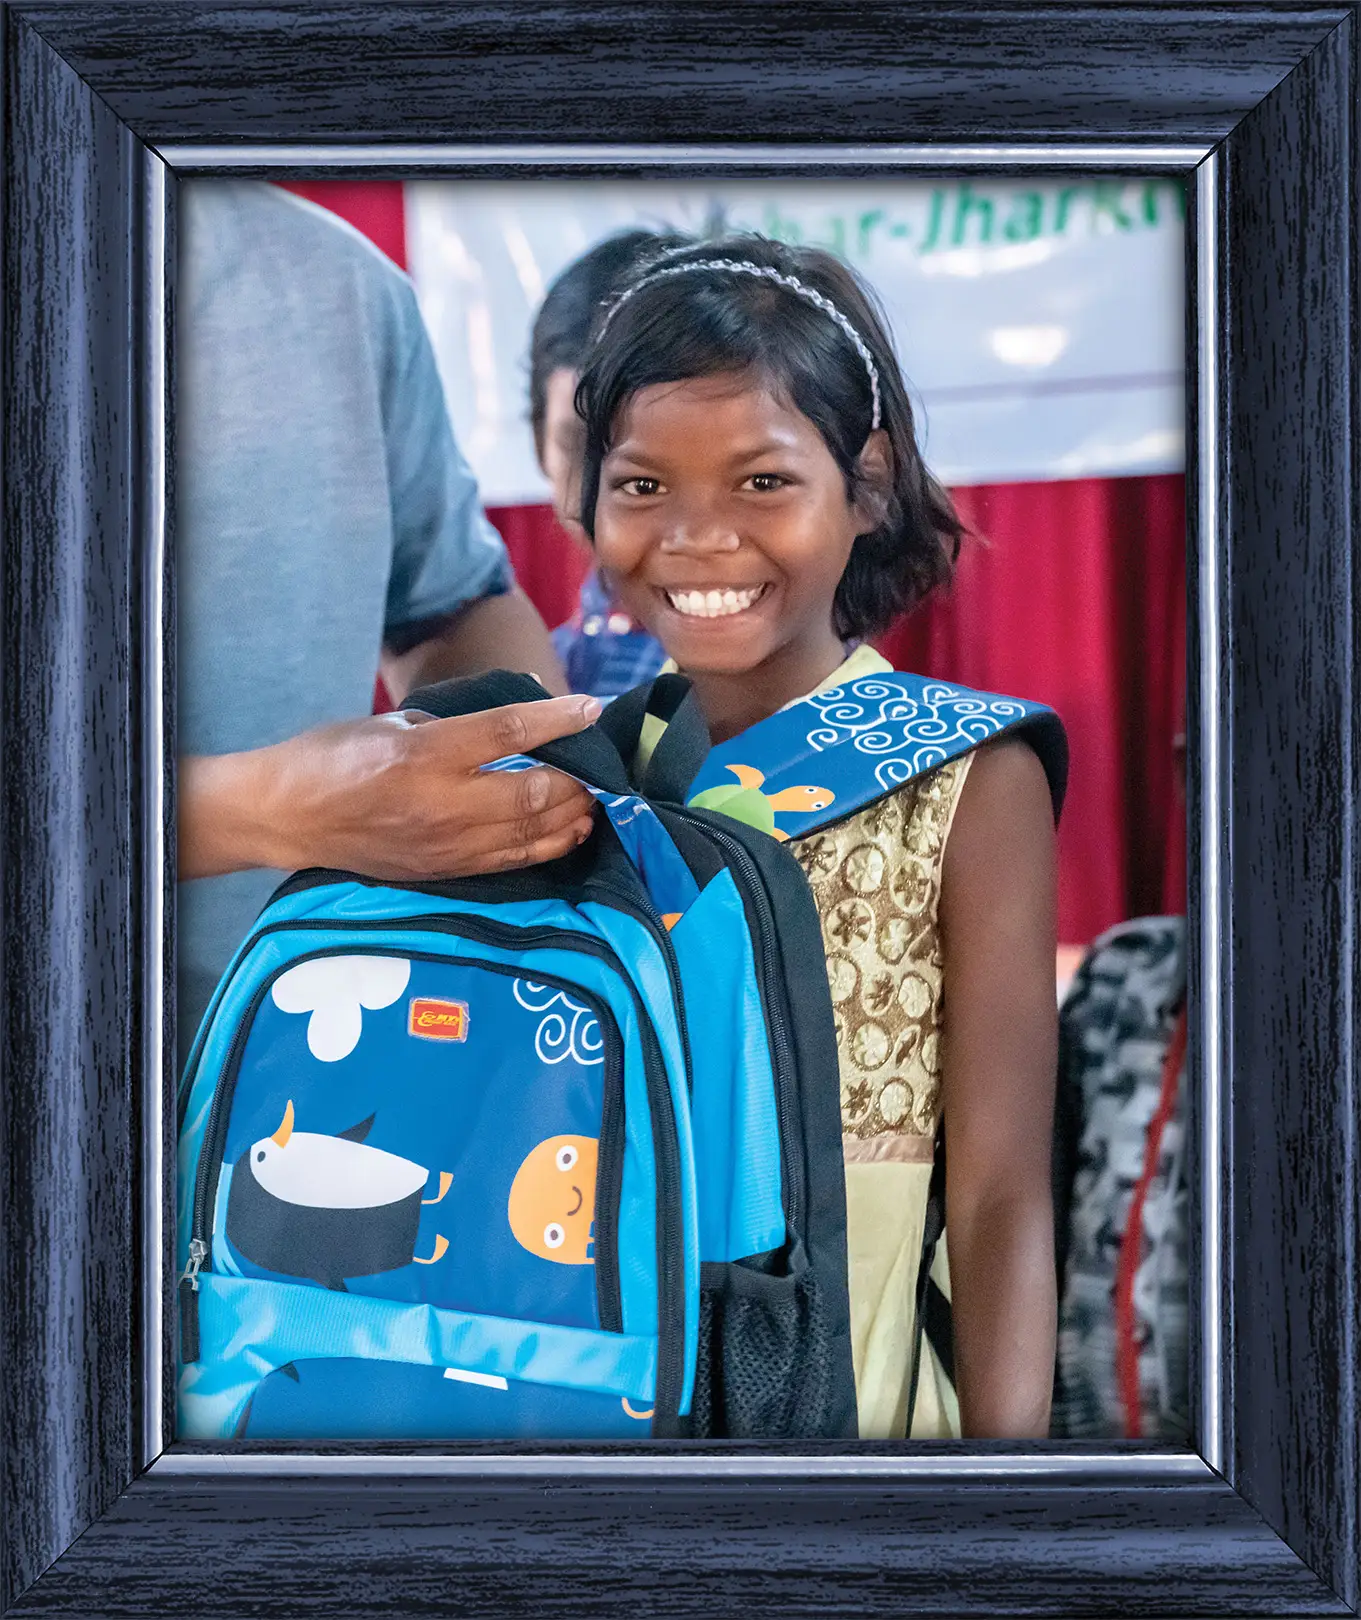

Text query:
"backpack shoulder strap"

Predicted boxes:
[[687, 671, 1069, 840]]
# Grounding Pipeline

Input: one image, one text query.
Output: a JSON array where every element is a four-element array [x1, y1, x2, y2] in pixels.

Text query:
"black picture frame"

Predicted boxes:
[[2, 4, 1357, 1615]]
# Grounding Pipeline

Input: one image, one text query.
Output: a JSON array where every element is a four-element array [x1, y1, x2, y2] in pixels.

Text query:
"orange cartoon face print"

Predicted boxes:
[[507, 1135, 598, 1264]]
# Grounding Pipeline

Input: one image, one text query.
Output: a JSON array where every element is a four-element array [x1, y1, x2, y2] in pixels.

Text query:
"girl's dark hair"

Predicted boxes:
[[575, 234, 963, 640], [528, 227, 692, 451]]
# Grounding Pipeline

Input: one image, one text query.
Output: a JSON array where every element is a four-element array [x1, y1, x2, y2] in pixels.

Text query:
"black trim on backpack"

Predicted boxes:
[[597, 672, 712, 803]]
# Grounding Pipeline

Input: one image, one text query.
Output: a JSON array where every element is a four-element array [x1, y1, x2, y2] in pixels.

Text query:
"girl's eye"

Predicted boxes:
[[617, 477, 662, 497], [555, 1145, 578, 1172], [745, 473, 788, 492]]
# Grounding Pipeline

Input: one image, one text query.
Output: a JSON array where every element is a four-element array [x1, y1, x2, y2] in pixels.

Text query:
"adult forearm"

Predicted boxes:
[[178, 748, 284, 879], [177, 700, 599, 885], [947, 1194, 1057, 1438], [384, 586, 568, 703]]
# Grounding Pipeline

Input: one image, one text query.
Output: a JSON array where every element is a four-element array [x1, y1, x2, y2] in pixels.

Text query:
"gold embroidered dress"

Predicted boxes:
[[657, 644, 967, 1438], [786, 646, 966, 1439]]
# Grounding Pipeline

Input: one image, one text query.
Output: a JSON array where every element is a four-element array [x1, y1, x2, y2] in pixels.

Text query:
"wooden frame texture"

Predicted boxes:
[[1, 4, 1357, 1615]]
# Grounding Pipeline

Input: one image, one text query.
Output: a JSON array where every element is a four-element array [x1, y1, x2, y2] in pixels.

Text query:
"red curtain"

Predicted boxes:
[[877, 475, 1187, 942], [487, 504, 594, 632], [271, 181, 1187, 946]]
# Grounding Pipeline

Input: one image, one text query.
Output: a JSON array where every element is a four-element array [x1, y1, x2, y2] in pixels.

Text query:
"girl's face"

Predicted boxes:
[[593, 374, 879, 696]]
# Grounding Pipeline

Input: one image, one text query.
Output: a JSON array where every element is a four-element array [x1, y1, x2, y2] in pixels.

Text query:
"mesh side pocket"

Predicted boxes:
[[690, 1241, 840, 1438]]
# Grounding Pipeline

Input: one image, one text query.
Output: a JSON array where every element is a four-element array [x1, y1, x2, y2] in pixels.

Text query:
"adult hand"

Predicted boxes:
[[179, 694, 602, 882]]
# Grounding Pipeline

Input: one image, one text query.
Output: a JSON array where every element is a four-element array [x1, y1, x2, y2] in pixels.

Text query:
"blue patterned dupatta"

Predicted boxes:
[[685, 671, 1068, 843]]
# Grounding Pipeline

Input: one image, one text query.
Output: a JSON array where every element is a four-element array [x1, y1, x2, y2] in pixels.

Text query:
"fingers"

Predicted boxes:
[[498, 693, 602, 754], [454, 761, 592, 831], [431, 694, 603, 770], [463, 815, 597, 877], [508, 762, 590, 819], [453, 794, 597, 877], [500, 773, 595, 852], [441, 771, 595, 871]]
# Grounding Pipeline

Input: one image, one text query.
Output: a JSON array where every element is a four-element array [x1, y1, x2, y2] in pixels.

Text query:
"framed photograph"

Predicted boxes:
[[2, 5, 1355, 1615]]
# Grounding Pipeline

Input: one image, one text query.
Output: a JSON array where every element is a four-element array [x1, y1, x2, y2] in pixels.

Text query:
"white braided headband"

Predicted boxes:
[[597, 257, 883, 432]]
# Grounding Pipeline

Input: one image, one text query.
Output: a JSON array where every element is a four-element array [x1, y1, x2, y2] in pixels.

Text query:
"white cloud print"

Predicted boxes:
[[270, 956, 412, 1062]]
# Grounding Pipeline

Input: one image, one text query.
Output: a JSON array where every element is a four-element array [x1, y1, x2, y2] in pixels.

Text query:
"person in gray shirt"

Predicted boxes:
[[176, 182, 596, 1061]]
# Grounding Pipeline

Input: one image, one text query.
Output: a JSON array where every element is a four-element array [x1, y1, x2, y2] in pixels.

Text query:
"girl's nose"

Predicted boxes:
[[659, 514, 740, 554]]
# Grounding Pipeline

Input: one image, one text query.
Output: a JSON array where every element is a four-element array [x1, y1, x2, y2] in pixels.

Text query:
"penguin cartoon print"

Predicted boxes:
[[507, 1135, 598, 1265], [226, 1100, 454, 1290]]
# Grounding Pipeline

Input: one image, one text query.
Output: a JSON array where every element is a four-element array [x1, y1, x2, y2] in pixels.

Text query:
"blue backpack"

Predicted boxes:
[[177, 668, 1065, 1442]]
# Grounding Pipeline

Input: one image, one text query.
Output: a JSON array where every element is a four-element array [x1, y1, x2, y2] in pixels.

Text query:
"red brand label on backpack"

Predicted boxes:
[[408, 998, 469, 1041]]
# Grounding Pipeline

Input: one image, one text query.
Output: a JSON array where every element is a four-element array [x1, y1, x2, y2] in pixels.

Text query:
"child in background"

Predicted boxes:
[[574, 236, 1061, 1438], [528, 228, 689, 697]]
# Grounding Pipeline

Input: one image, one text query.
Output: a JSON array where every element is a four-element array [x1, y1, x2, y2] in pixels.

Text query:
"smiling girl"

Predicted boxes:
[[574, 236, 1061, 1440]]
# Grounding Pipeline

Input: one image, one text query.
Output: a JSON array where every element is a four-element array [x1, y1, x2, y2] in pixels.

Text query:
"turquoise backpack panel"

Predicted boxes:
[[182, 1272, 658, 1439], [662, 872, 787, 1263], [236, 1356, 658, 1441]]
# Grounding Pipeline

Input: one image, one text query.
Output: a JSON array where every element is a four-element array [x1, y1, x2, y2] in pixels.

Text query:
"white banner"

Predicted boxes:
[[406, 177, 1185, 506]]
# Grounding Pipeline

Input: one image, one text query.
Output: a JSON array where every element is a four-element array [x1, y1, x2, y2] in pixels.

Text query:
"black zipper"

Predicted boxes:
[[673, 816, 806, 1238], [180, 915, 687, 1428], [183, 936, 624, 1342], [592, 1026, 625, 1335]]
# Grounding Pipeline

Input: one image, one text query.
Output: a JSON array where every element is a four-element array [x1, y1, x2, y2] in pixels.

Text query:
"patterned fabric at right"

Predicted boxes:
[[791, 753, 973, 1440], [1051, 915, 1189, 1441]]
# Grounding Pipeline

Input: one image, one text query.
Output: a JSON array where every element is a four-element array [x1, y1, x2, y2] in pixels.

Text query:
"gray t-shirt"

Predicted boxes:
[[176, 181, 511, 1061]]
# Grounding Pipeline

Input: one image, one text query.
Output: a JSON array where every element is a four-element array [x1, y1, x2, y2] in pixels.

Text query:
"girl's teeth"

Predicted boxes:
[[667, 586, 762, 618]]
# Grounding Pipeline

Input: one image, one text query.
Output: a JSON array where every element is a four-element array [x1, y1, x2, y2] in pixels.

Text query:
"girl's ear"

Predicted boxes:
[[851, 429, 893, 533]]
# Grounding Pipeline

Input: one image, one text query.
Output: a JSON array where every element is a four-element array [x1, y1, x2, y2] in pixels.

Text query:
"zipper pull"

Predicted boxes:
[[178, 1239, 207, 1364], [179, 1237, 207, 1289]]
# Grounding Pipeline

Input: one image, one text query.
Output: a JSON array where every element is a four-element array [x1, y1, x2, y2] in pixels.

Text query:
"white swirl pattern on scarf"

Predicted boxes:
[[800, 680, 1030, 793], [512, 979, 605, 1066]]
